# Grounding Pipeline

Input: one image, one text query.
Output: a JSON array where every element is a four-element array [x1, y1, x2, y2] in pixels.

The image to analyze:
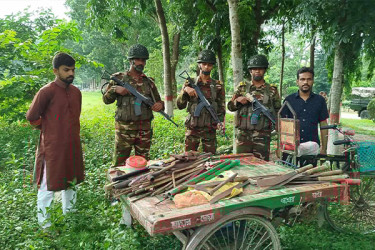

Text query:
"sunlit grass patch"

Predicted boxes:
[[341, 118, 375, 136]]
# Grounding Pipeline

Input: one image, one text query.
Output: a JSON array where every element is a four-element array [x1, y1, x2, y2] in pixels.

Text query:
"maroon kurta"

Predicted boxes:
[[26, 78, 84, 191]]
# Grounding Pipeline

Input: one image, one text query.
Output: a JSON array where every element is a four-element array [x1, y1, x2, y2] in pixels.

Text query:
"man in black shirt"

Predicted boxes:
[[281, 67, 329, 164]]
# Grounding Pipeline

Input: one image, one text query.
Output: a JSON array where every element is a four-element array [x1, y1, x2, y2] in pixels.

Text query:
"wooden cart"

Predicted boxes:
[[116, 155, 349, 250]]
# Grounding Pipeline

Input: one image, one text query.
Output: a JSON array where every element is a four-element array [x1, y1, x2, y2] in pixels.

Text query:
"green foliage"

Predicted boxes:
[[0, 91, 183, 249], [0, 119, 38, 171], [0, 10, 88, 122], [367, 98, 375, 122], [84, 0, 160, 45], [297, 0, 375, 95], [266, 25, 330, 97], [285, 86, 299, 97], [0, 91, 234, 249], [267, 30, 310, 96], [51, 0, 375, 106], [2, 92, 375, 248], [145, 48, 165, 92], [279, 221, 375, 249], [3, 0, 375, 247], [66, 0, 164, 90]]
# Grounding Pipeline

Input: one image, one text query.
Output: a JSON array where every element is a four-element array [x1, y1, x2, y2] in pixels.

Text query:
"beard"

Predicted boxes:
[[61, 76, 74, 84], [253, 75, 263, 81], [300, 85, 311, 93], [134, 64, 144, 72], [199, 65, 211, 76]]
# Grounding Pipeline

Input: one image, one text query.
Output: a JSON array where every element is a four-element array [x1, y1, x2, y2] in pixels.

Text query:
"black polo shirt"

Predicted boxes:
[[281, 91, 329, 145]]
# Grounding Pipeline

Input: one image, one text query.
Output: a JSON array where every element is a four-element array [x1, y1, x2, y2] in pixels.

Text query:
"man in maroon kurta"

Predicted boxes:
[[26, 52, 84, 229]]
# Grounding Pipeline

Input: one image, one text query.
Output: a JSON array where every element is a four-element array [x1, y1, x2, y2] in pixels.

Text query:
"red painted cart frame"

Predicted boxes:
[[118, 156, 348, 237]]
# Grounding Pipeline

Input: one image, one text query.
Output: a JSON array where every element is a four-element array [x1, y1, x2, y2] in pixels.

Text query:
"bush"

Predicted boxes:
[[367, 98, 375, 121], [342, 100, 351, 110], [285, 86, 299, 96]]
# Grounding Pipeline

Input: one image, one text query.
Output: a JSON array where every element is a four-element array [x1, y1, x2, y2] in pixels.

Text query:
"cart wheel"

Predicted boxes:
[[323, 175, 375, 234], [186, 209, 281, 250]]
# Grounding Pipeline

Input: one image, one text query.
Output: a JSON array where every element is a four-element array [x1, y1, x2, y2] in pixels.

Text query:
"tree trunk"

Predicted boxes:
[[217, 40, 224, 83], [253, 0, 262, 49], [122, 44, 128, 71], [204, 0, 224, 84], [310, 27, 316, 69], [227, 0, 243, 86], [228, 0, 243, 153], [154, 0, 173, 116], [171, 32, 180, 101], [327, 43, 344, 155], [279, 20, 285, 98]]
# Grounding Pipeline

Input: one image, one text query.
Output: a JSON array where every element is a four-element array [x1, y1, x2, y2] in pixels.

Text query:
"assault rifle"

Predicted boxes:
[[179, 70, 228, 139], [245, 93, 276, 125], [101, 70, 178, 127]]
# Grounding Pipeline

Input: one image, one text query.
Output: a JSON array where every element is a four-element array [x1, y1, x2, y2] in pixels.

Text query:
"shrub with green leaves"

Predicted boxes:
[[0, 10, 101, 122], [367, 98, 375, 121], [285, 86, 299, 96]]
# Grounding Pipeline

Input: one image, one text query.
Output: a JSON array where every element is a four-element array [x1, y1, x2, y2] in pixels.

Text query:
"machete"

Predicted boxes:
[[256, 164, 314, 187]]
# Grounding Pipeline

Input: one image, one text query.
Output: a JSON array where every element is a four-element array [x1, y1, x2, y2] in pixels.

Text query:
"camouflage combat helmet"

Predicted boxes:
[[247, 54, 269, 69], [127, 44, 149, 59], [197, 50, 216, 64]]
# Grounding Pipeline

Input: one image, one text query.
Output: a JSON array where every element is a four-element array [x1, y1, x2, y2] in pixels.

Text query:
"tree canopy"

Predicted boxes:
[[0, 10, 89, 121]]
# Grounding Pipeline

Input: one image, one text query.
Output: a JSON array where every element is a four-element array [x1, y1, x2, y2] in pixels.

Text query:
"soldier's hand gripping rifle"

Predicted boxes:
[[179, 70, 228, 139], [101, 70, 178, 127], [245, 93, 276, 125]]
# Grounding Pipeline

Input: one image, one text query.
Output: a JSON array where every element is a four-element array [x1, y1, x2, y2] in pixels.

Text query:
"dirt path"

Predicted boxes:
[[352, 133, 375, 142]]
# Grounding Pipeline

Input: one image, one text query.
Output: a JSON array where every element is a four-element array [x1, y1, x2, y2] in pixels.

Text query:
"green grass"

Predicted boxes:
[[279, 221, 375, 249], [1, 91, 374, 249], [341, 118, 375, 136]]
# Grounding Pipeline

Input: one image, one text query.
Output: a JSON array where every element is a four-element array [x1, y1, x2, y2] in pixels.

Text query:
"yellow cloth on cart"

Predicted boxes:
[[174, 171, 245, 208], [190, 170, 243, 200]]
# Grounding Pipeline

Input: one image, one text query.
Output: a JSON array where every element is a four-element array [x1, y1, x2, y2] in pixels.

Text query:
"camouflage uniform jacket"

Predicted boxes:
[[103, 71, 163, 130], [176, 77, 225, 129], [227, 80, 281, 131]]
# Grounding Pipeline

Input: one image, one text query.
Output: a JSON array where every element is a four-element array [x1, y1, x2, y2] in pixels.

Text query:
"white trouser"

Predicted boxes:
[[37, 161, 77, 228], [120, 203, 132, 227]]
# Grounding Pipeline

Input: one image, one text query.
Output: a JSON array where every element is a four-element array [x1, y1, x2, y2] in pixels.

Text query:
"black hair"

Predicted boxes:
[[297, 67, 314, 79], [53, 52, 75, 69]]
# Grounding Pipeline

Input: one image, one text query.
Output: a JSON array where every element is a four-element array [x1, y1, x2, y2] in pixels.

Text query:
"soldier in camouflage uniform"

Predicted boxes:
[[103, 44, 164, 165], [176, 50, 226, 154], [227, 54, 281, 160]]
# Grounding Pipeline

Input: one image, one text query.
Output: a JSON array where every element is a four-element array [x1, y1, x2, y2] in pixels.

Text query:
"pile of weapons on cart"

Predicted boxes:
[[106, 152, 246, 203], [249, 163, 360, 195], [105, 152, 359, 206]]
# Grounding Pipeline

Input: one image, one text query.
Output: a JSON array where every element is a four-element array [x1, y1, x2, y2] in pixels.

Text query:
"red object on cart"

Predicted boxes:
[[125, 156, 147, 173]]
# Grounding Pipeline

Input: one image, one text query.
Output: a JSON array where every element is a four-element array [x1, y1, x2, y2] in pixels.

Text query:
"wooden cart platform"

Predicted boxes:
[[119, 156, 347, 236]]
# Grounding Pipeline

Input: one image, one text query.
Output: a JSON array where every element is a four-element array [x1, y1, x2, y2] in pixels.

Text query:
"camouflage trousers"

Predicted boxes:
[[185, 127, 217, 154], [236, 129, 271, 161], [114, 128, 152, 166]]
